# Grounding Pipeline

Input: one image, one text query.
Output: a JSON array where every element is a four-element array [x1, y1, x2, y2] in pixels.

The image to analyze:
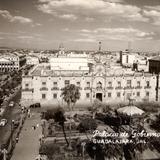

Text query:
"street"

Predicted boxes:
[[11, 112, 41, 160], [0, 90, 21, 146]]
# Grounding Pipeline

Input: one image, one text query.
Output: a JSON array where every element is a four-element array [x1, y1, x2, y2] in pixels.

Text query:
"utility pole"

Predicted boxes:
[[156, 74, 159, 101]]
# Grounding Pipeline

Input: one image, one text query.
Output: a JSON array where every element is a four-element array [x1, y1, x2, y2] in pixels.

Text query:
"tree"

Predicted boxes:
[[123, 144, 136, 160], [43, 108, 69, 147], [61, 84, 80, 149], [53, 108, 69, 147], [39, 142, 60, 159], [78, 118, 97, 139], [86, 142, 105, 160], [61, 84, 80, 111], [150, 114, 160, 132], [104, 143, 123, 160]]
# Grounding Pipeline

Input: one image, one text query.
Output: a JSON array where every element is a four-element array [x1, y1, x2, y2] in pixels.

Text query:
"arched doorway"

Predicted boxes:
[[96, 93, 102, 101]]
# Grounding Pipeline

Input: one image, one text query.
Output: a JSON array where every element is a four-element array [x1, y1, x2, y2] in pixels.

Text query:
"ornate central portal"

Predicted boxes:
[[96, 93, 103, 101]]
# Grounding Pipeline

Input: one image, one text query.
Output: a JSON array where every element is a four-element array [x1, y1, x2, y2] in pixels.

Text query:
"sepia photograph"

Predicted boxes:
[[0, 0, 160, 160]]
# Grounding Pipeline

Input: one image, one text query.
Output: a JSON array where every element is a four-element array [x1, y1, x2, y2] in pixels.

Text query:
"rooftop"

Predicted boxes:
[[28, 63, 154, 77], [149, 56, 160, 61]]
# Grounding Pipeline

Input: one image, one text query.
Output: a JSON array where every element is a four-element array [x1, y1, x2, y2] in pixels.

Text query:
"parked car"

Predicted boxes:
[[12, 119, 20, 129], [0, 119, 7, 126], [30, 103, 41, 108], [0, 108, 5, 116], [9, 101, 14, 107]]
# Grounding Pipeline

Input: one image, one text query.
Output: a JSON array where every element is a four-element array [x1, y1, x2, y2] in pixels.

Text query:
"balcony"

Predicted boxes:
[[84, 87, 91, 90], [115, 86, 123, 90], [96, 86, 103, 91], [78, 87, 82, 90], [40, 87, 48, 91], [106, 87, 114, 90], [51, 87, 59, 90], [144, 86, 151, 89], [124, 86, 134, 90], [22, 88, 34, 92], [135, 86, 142, 89]]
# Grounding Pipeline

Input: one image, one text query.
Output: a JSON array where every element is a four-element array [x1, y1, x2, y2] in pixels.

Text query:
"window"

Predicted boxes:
[[97, 81, 102, 88], [137, 92, 140, 97], [127, 80, 131, 87], [117, 81, 121, 87], [42, 82, 46, 85], [86, 82, 90, 88], [65, 80, 70, 86], [108, 82, 112, 87], [146, 81, 150, 87], [108, 93, 112, 97], [42, 94, 46, 99], [117, 92, 121, 97], [77, 82, 80, 87], [53, 82, 57, 85], [137, 81, 140, 87], [126, 93, 131, 99], [86, 93, 90, 98], [53, 82, 58, 87], [25, 83, 29, 87], [146, 92, 149, 97], [53, 93, 57, 99]]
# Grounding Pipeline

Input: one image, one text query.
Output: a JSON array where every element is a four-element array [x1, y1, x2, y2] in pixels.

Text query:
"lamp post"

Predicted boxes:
[[93, 146, 96, 160], [10, 120, 15, 148], [81, 142, 86, 160], [0, 148, 7, 160]]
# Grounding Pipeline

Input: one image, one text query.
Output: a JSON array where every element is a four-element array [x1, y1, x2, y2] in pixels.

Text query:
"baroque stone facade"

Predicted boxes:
[[21, 59, 158, 107]]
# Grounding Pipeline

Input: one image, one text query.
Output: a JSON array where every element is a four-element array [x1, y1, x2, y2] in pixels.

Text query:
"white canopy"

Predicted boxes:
[[117, 105, 144, 116]]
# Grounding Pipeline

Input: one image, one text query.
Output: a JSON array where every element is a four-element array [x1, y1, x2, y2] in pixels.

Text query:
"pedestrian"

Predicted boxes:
[[28, 109, 31, 118], [16, 137, 19, 143], [32, 125, 36, 130], [35, 155, 42, 160]]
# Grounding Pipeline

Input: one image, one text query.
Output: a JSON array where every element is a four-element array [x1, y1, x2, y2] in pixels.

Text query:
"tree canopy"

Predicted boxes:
[[61, 84, 80, 110]]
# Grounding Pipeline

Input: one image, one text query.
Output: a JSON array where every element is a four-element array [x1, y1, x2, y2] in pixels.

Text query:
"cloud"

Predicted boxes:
[[37, 0, 148, 22], [59, 14, 77, 20], [74, 38, 96, 42], [78, 27, 155, 41], [0, 10, 33, 23], [17, 36, 34, 39], [62, 28, 69, 31], [31, 23, 42, 27], [85, 17, 94, 22], [104, 0, 124, 2], [143, 9, 160, 25], [144, 6, 160, 11]]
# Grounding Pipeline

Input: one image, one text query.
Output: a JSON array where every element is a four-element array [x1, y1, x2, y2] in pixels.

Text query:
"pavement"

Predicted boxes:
[[0, 90, 21, 146], [11, 112, 41, 160]]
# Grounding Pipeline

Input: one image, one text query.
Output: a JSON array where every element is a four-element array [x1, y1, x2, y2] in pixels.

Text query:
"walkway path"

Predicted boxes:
[[11, 113, 41, 160]]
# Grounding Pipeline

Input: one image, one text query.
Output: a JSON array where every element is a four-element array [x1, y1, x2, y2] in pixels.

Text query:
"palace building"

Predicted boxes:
[[21, 50, 159, 107]]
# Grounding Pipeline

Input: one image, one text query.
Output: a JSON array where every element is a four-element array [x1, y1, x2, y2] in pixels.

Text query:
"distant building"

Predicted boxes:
[[49, 53, 89, 72], [120, 50, 149, 72], [0, 53, 26, 72], [26, 56, 39, 65], [0, 57, 17, 72], [149, 56, 160, 74], [149, 56, 160, 101]]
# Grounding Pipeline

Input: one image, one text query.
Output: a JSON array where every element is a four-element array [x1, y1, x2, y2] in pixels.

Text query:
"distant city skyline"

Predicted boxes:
[[0, 0, 160, 51]]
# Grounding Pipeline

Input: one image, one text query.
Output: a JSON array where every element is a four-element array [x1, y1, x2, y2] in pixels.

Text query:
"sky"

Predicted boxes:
[[0, 0, 160, 51]]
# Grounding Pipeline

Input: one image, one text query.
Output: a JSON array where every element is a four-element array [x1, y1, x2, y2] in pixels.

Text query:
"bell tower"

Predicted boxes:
[[59, 43, 65, 55]]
